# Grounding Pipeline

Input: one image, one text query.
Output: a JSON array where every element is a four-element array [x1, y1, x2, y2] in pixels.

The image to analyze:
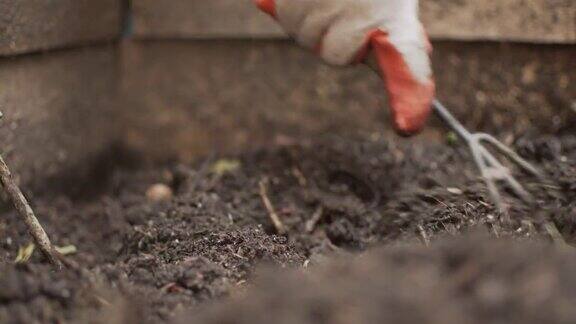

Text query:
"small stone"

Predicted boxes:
[[146, 184, 173, 202], [447, 187, 463, 195]]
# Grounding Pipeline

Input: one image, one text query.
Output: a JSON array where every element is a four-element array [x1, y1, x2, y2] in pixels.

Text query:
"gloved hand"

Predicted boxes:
[[255, 0, 435, 135]]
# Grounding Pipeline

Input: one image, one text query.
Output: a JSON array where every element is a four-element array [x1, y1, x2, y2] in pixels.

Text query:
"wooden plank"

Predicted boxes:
[[0, 0, 122, 56], [422, 0, 576, 43], [131, 0, 576, 43], [132, 0, 284, 39]]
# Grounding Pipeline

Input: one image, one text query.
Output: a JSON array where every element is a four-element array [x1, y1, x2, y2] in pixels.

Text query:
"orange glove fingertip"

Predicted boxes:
[[392, 82, 435, 136], [255, 0, 277, 19], [369, 30, 435, 135]]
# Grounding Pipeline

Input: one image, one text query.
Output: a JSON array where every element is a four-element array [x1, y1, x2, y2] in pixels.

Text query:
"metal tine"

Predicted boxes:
[[475, 133, 545, 180], [475, 142, 534, 204], [431, 100, 542, 210], [365, 58, 543, 211], [470, 139, 505, 211]]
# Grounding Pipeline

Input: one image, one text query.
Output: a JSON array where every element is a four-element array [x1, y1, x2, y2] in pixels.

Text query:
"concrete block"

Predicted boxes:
[[0, 46, 119, 194], [119, 40, 575, 162], [120, 40, 385, 162]]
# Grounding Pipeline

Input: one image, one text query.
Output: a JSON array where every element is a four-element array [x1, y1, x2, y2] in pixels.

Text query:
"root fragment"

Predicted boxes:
[[305, 206, 324, 233], [259, 177, 287, 235]]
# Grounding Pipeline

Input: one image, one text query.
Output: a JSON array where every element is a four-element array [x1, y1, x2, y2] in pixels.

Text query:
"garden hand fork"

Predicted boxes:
[[252, 0, 544, 212], [431, 99, 545, 212], [366, 58, 545, 212]]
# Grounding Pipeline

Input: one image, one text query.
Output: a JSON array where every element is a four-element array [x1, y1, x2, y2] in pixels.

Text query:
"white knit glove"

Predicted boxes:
[[256, 0, 435, 134]]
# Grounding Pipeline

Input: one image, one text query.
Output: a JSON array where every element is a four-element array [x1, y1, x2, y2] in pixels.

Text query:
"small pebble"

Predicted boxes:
[[447, 187, 463, 195], [146, 184, 173, 202]]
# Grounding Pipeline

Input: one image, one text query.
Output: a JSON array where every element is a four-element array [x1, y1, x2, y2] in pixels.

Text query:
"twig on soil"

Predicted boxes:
[[491, 223, 501, 238], [305, 206, 324, 233], [0, 154, 63, 269], [544, 221, 568, 246], [259, 177, 287, 235], [418, 225, 431, 246], [94, 295, 112, 307], [291, 167, 308, 187]]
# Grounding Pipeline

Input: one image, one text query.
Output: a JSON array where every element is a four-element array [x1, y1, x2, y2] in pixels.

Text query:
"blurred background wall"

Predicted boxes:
[[0, 0, 575, 193], [0, 0, 122, 195]]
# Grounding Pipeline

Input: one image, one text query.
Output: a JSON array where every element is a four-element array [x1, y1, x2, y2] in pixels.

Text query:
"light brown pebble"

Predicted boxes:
[[146, 184, 173, 202], [447, 187, 463, 195]]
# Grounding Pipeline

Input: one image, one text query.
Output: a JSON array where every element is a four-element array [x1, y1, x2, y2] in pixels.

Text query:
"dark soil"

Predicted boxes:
[[0, 132, 574, 323], [181, 236, 576, 324]]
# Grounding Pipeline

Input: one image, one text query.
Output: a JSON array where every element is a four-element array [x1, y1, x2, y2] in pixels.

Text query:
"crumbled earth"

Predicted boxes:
[[0, 132, 574, 323], [180, 236, 576, 324]]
